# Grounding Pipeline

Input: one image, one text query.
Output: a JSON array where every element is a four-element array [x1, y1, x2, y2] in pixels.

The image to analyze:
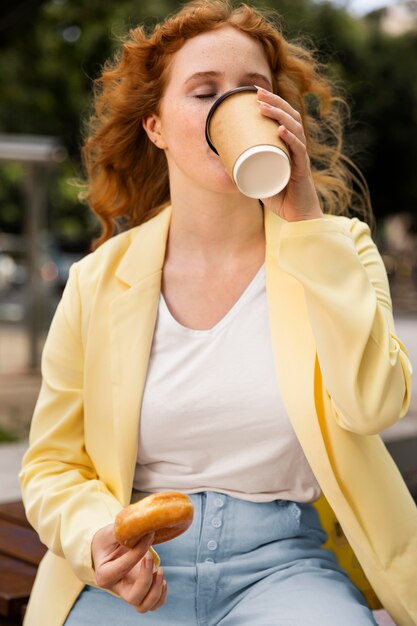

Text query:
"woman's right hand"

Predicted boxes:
[[91, 524, 167, 613]]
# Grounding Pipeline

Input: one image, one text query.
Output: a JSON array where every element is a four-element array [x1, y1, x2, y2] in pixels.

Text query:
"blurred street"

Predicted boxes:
[[0, 324, 46, 439]]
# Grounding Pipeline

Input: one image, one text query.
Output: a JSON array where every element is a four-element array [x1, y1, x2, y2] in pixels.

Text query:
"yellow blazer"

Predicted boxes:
[[20, 205, 416, 626]]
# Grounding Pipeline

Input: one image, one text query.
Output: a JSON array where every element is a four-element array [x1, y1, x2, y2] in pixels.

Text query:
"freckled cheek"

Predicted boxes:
[[161, 100, 216, 160], [171, 102, 209, 139], [172, 123, 210, 155]]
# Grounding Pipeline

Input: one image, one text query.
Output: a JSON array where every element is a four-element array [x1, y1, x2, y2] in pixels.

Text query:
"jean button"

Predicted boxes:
[[214, 498, 224, 507], [211, 517, 222, 528], [207, 540, 218, 551]]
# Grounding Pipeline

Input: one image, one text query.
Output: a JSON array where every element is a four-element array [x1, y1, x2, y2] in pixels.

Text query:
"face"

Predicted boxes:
[[143, 26, 273, 196]]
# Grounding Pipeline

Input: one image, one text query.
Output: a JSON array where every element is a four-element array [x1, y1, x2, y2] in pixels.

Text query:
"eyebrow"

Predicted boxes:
[[184, 70, 272, 87]]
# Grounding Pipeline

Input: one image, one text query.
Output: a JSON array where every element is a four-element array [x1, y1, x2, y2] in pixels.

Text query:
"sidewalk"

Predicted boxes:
[[0, 440, 27, 503], [0, 372, 41, 439]]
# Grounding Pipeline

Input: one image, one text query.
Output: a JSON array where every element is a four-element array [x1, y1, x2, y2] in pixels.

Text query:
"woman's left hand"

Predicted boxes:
[[256, 86, 323, 223]]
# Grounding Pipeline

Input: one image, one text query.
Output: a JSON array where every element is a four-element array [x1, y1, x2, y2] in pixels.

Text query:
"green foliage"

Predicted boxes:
[[0, 0, 416, 238], [0, 426, 18, 443]]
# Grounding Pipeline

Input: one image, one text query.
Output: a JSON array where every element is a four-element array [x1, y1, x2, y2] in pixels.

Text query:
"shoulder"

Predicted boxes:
[[58, 227, 142, 320], [72, 213, 162, 287], [74, 226, 139, 277], [66, 205, 172, 302], [66, 229, 133, 298]]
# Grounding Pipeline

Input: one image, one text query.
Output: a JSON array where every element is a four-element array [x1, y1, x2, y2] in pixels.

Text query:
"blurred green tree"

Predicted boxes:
[[0, 0, 416, 241]]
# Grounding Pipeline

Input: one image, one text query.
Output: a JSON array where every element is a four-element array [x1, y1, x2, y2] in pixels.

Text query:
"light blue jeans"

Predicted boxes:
[[64, 491, 377, 625]]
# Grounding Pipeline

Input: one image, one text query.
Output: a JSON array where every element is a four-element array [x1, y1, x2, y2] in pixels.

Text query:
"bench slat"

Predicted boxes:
[[0, 502, 30, 529], [0, 556, 37, 619], [0, 520, 46, 567]]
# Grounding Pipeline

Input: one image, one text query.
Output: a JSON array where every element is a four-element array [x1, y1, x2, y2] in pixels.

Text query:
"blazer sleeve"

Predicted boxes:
[[19, 263, 123, 586], [277, 215, 413, 435]]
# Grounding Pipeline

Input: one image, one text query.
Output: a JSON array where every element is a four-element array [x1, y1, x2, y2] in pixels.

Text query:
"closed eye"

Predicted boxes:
[[194, 94, 217, 99]]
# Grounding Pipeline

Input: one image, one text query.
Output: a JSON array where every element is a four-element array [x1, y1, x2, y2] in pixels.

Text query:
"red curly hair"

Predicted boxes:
[[82, 0, 372, 248]]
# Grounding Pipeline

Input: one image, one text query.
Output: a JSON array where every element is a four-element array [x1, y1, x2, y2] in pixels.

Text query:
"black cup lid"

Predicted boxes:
[[205, 85, 258, 155]]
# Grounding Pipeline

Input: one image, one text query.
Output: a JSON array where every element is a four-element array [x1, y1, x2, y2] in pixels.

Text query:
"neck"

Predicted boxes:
[[167, 186, 265, 269]]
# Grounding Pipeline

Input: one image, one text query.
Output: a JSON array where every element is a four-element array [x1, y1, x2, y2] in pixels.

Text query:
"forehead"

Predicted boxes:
[[168, 26, 271, 81]]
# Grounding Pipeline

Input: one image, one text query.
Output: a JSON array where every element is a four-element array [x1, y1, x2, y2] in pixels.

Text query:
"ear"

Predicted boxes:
[[142, 113, 167, 149]]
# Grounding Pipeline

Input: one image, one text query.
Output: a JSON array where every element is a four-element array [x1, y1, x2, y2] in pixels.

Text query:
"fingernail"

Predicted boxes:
[[145, 551, 154, 569], [156, 566, 164, 580], [254, 84, 266, 92], [258, 100, 272, 108]]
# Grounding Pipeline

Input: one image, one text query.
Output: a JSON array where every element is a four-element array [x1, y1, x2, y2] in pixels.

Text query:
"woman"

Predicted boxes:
[[20, 1, 416, 625]]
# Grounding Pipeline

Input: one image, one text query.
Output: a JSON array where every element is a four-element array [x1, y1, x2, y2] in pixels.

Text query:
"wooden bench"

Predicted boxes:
[[0, 501, 46, 625]]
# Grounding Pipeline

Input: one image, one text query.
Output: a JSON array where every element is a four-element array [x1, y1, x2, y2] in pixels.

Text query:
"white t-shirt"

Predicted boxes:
[[133, 264, 321, 503]]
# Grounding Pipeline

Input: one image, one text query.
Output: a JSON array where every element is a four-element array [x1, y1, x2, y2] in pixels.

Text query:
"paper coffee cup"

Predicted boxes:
[[205, 86, 291, 198]]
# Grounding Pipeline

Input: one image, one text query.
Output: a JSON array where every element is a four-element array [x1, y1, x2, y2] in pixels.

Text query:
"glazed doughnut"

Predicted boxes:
[[114, 491, 194, 548]]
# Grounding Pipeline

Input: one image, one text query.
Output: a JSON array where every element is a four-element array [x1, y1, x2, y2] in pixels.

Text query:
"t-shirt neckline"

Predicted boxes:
[[160, 263, 265, 337]]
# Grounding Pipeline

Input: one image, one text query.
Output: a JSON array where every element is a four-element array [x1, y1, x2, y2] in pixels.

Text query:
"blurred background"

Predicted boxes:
[[0, 0, 416, 499]]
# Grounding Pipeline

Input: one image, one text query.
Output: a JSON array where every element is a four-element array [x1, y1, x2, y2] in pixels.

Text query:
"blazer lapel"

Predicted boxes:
[[109, 206, 172, 504]]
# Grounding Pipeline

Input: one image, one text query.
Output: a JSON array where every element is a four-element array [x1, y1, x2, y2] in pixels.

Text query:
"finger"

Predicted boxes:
[[258, 102, 306, 144], [123, 551, 156, 607], [278, 125, 310, 173], [255, 86, 302, 123], [150, 578, 168, 612], [135, 567, 166, 614], [96, 533, 154, 588]]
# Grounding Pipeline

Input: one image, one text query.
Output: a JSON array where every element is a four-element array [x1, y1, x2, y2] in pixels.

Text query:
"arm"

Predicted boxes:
[[256, 87, 411, 435], [19, 262, 167, 610], [19, 264, 124, 586], [278, 216, 412, 435]]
